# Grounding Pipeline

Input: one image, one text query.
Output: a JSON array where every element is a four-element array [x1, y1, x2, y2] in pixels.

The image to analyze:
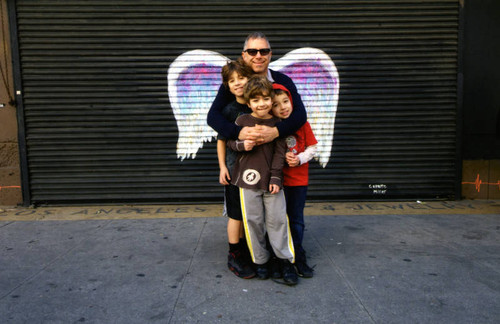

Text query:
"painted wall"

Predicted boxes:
[[1, 1, 498, 204], [462, 160, 500, 200], [0, 0, 21, 206]]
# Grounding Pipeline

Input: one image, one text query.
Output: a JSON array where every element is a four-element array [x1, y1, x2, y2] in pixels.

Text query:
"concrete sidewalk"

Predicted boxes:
[[1, 201, 499, 323]]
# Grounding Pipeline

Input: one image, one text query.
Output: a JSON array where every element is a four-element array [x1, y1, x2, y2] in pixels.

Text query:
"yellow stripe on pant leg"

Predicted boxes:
[[285, 214, 295, 264], [240, 188, 255, 263]]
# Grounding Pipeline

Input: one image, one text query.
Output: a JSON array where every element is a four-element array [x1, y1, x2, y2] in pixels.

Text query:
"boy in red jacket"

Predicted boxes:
[[271, 83, 318, 278]]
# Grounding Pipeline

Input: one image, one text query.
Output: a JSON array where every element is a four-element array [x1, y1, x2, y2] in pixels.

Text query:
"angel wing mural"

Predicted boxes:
[[167, 48, 339, 167], [167, 50, 226, 160]]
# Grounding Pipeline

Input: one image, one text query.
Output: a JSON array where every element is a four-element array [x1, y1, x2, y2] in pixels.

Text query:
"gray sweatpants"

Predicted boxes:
[[240, 188, 295, 265]]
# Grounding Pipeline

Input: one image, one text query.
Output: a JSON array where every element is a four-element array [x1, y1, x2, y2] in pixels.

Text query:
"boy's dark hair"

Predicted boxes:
[[221, 59, 253, 88], [243, 75, 274, 103], [273, 88, 286, 96]]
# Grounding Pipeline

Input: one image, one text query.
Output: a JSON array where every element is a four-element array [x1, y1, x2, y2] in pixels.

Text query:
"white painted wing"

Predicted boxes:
[[270, 47, 339, 167], [167, 50, 229, 160]]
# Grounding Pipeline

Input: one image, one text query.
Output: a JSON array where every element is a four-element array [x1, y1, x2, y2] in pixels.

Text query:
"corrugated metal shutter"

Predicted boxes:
[[10, 0, 461, 205]]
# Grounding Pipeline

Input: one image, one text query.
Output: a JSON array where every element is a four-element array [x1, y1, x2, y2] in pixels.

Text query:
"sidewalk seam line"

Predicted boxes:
[[313, 235, 377, 324], [167, 218, 208, 323]]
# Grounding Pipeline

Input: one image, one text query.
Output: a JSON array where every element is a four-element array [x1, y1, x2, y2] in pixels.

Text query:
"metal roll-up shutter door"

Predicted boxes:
[[10, 0, 461, 205]]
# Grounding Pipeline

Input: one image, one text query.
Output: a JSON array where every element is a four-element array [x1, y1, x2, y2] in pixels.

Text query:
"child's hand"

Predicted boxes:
[[244, 140, 256, 151], [286, 152, 300, 167], [219, 167, 231, 185], [269, 184, 280, 194], [254, 125, 279, 145]]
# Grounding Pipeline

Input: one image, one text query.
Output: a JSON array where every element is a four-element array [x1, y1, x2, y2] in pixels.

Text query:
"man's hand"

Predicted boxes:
[[286, 152, 300, 167], [254, 125, 279, 145], [239, 126, 259, 141], [269, 184, 280, 194]]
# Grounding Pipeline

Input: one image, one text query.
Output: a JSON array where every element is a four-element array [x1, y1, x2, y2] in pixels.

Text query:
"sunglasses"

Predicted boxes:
[[244, 48, 271, 56]]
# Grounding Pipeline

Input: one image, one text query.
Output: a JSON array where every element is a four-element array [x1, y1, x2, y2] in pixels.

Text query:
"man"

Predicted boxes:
[[207, 32, 307, 143]]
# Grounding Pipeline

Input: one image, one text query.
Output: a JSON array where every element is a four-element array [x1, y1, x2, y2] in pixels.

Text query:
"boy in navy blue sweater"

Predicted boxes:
[[217, 59, 255, 279]]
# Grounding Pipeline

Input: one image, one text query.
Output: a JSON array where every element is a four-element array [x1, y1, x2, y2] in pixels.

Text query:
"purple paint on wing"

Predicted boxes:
[[176, 64, 222, 113], [280, 61, 337, 96]]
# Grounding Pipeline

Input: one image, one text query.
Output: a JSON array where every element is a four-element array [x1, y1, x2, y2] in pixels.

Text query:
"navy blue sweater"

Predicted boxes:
[[207, 69, 307, 140]]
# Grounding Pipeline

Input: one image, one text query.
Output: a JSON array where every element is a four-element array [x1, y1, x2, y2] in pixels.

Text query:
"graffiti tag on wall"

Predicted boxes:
[[462, 174, 500, 193]]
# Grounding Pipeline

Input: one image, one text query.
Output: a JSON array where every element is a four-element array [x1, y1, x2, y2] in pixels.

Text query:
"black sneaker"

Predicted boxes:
[[255, 263, 269, 280], [269, 257, 282, 279], [295, 260, 314, 278], [281, 260, 298, 285], [228, 251, 255, 279]]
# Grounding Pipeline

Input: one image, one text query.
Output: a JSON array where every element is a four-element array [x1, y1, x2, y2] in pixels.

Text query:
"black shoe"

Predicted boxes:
[[228, 251, 255, 279], [295, 260, 314, 278], [281, 260, 298, 285], [269, 257, 282, 279], [255, 263, 269, 280]]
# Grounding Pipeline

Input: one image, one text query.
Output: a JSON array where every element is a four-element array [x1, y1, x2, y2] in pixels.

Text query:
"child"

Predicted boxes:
[[228, 76, 298, 285], [217, 59, 255, 279], [271, 83, 318, 278]]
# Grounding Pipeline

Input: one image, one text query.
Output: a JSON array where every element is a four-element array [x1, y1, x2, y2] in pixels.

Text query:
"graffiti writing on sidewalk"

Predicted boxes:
[[0, 206, 210, 218], [318, 201, 484, 211], [1, 201, 498, 220]]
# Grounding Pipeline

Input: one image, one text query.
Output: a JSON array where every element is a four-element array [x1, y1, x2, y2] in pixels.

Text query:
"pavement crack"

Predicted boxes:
[[0, 221, 14, 228], [313, 235, 377, 324], [167, 218, 208, 323]]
